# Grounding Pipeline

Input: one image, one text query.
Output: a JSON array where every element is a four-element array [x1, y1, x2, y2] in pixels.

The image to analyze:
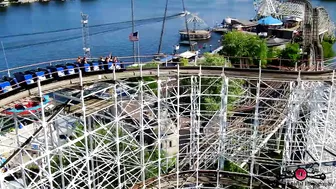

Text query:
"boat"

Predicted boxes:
[[2, 95, 51, 116], [179, 13, 211, 41], [0, 1, 9, 8]]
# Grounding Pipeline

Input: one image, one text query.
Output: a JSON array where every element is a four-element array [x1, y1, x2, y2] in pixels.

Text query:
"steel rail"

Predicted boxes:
[[131, 169, 299, 189]]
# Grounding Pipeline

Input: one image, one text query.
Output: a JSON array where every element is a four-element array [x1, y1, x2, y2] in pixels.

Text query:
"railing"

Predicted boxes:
[[1, 54, 334, 75], [0, 54, 160, 76]]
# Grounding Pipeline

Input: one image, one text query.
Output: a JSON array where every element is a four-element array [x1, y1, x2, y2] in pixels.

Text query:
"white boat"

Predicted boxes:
[[0, 1, 10, 8], [180, 11, 191, 17]]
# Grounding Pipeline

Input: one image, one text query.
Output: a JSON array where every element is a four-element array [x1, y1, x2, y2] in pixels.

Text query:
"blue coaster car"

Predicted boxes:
[[56, 64, 75, 76], [106, 62, 122, 71], [37, 68, 53, 79], [24, 70, 47, 82], [83, 63, 91, 72], [66, 63, 80, 73], [91, 62, 100, 72], [0, 80, 13, 94], [3, 76, 20, 89], [13, 72, 35, 85], [46, 66, 65, 78]]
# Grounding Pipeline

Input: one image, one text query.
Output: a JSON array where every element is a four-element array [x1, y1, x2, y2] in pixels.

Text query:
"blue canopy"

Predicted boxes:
[[258, 16, 283, 26]]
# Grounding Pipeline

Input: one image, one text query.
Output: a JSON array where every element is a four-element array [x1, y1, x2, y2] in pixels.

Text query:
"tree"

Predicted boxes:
[[322, 35, 335, 59], [322, 41, 335, 59], [267, 47, 282, 65], [198, 53, 229, 66], [279, 43, 301, 67], [220, 31, 268, 67]]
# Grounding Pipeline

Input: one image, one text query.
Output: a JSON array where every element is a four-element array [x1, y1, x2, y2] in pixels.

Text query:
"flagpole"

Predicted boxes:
[[137, 32, 140, 64], [1, 41, 10, 77], [131, 0, 136, 64]]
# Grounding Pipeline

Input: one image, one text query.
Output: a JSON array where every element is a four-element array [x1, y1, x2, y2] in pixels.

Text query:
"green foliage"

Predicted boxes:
[[142, 62, 159, 68], [220, 31, 268, 67], [267, 47, 282, 61], [322, 40, 336, 59], [143, 76, 158, 92], [323, 35, 336, 44], [198, 53, 227, 66], [279, 43, 301, 67], [224, 160, 247, 173], [201, 79, 245, 112], [145, 150, 176, 179], [129, 62, 158, 69], [180, 58, 189, 66]]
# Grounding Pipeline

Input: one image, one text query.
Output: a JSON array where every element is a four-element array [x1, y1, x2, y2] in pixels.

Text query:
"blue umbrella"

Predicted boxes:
[[258, 16, 283, 26]]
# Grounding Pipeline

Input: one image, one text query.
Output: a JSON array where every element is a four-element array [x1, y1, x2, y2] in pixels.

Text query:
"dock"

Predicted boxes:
[[179, 30, 211, 41], [179, 40, 198, 46]]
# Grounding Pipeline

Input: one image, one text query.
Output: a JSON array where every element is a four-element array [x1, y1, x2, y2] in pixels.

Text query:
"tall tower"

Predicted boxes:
[[81, 12, 91, 58]]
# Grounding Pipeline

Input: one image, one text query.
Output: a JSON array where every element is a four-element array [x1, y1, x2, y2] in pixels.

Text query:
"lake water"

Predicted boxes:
[[0, 0, 335, 70]]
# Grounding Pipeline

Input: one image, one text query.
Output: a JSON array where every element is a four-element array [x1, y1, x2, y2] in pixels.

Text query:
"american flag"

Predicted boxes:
[[129, 32, 139, 41]]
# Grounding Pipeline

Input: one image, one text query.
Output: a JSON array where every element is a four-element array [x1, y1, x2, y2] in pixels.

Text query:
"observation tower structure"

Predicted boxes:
[[0, 56, 335, 188]]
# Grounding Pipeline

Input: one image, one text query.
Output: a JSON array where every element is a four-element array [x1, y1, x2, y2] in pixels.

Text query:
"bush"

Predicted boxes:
[[198, 53, 227, 66], [180, 58, 189, 66], [279, 43, 301, 67]]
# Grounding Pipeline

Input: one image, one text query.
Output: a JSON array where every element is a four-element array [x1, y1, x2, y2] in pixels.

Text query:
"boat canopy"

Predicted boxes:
[[258, 16, 283, 26], [179, 51, 196, 59], [159, 55, 173, 63]]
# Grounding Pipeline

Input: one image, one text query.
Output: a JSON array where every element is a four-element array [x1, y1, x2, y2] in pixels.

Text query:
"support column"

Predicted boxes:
[[281, 74, 302, 179], [189, 76, 197, 170], [79, 71, 92, 189], [176, 64, 180, 188], [196, 65, 202, 187], [319, 70, 335, 170], [282, 81, 295, 171], [14, 114, 27, 188], [217, 69, 229, 187], [113, 67, 122, 189], [249, 61, 261, 188], [0, 173, 5, 189], [38, 79, 53, 189], [88, 116, 96, 189], [157, 64, 162, 188], [139, 64, 146, 188], [55, 119, 65, 188]]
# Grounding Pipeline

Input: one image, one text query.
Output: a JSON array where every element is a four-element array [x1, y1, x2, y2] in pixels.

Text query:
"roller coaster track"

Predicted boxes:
[[131, 170, 299, 189], [0, 66, 334, 107]]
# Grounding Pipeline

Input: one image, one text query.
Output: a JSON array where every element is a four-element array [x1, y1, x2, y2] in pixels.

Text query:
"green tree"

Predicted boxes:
[[220, 31, 268, 67], [322, 41, 335, 59], [267, 47, 282, 64], [279, 43, 301, 67], [323, 35, 336, 44], [198, 53, 229, 66], [321, 36, 336, 60]]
